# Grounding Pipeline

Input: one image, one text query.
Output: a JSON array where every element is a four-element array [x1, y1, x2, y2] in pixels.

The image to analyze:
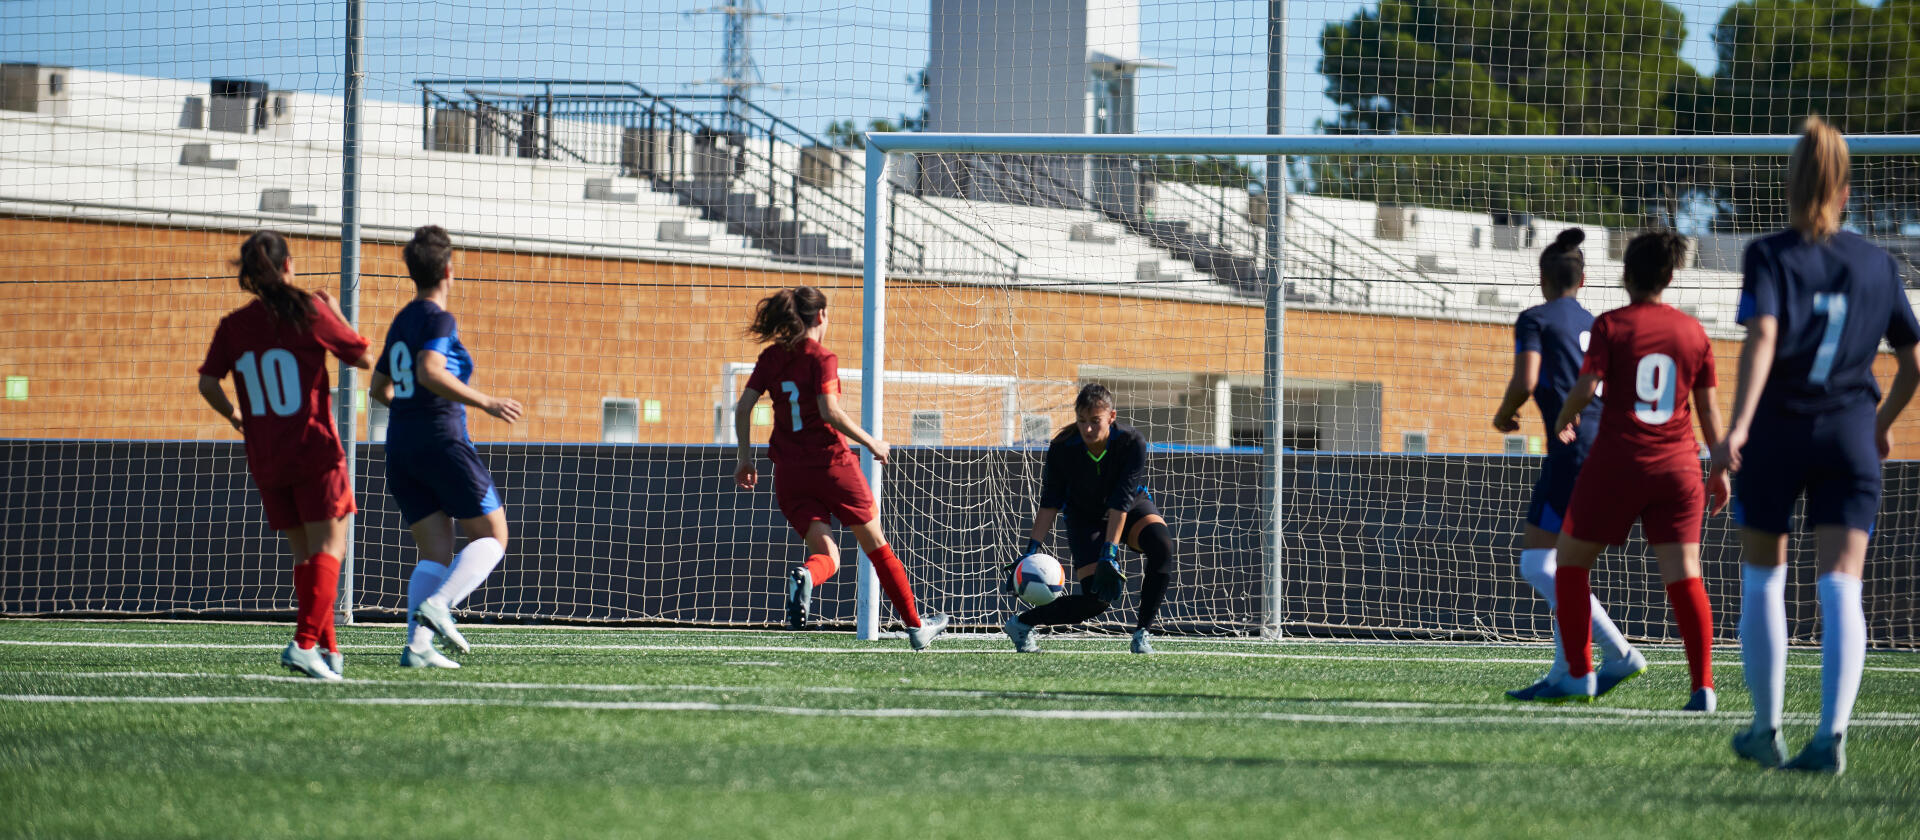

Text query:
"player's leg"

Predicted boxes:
[[786, 520, 839, 629], [1534, 533, 1606, 702], [1008, 527, 1113, 652], [415, 445, 507, 654], [1786, 526, 1868, 773], [1125, 510, 1171, 654], [280, 512, 348, 682], [401, 513, 460, 668], [1731, 412, 1815, 767], [847, 517, 949, 649], [1652, 541, 1715, 711]]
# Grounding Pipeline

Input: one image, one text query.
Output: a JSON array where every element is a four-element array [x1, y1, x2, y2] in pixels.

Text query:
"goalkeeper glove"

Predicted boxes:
[[1089, 542, 1125, 603], [1001, 538, 1044, 595]]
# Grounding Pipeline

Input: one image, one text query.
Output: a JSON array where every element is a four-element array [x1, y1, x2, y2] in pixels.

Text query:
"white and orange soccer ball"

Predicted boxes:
[[1010, 553, 1066, 606]]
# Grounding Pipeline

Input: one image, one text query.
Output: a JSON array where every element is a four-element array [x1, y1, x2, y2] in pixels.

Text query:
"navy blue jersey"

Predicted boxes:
[[1039, 422, 1149, 525], [375, 299, 475, 445], [1515, 296, 1602, 453], [1739, 229, 1920, 414]]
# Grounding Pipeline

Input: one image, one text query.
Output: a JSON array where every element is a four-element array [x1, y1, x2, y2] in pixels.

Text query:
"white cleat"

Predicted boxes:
[[281, 642, 344, 682], [399, 644, 462, 669], [414, 598, 470, 654], [1004, 616, 1040, 653], [1131, 629, 1154, 654], [326, 651, 344, 676], [905, 613, 950, 651]]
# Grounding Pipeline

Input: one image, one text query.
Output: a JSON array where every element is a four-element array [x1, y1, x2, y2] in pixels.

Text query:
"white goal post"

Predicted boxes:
[[856, 132, 1920, 642]]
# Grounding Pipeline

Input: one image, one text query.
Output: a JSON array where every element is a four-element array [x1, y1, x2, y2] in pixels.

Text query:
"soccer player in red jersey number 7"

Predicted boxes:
[[1715, 119, 1920, 774], [197, 230, 373, 681], [1536, 230, 1731, 709], [732, 286, 950, 649]]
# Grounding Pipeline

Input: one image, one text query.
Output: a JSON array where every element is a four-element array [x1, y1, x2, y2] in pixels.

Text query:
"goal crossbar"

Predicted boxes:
[[863, 133, 1920, 157]]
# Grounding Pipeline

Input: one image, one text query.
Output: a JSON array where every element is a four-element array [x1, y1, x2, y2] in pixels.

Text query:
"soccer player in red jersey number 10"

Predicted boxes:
[[1535, 231, 1731, 709], [197, 231, 373, 682], [732, 286, 950, 649]]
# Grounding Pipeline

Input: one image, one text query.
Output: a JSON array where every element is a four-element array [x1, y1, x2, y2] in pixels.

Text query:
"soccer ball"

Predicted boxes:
[[1010, 553, 1066, 606]]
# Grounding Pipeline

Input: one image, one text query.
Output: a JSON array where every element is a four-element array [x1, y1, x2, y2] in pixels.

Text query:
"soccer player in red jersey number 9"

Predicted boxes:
[[1536, 231, 1731, 709], [196, 231, 373, 682], [732, 286, 950, 649], [1715, 120, 1920, 774]]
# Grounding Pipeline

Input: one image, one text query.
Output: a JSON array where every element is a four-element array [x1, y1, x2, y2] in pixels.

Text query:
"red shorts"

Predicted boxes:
[[1562, 457, 1704, 546], [256, 463, 357, 531], [773, 458, 875, 536]]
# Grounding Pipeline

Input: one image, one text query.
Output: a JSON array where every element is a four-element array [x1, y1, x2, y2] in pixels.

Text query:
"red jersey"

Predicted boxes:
[[199, 297, 370, 488], [1580, 300, 1716, 472], [745, 338, 853, 468]]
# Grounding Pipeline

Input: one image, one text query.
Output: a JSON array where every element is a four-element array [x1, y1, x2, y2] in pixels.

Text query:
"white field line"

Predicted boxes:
[[5, 638, 1918, 673], [10, 670, 1920, 725], [1, 690, 1917, 727]]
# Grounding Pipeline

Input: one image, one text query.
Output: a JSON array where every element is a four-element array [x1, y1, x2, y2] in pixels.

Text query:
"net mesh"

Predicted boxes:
[[3, 0, 1919, 645]]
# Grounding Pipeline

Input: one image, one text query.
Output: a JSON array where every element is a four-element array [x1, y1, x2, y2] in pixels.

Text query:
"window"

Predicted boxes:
[[602, 398, 640, 443], [910, 410, 943, 446], [1401, 431, 1429, 454], [367, 400, 388, 443], [1021, 413, 1054, 443], [1503, 435, 1528, 456]]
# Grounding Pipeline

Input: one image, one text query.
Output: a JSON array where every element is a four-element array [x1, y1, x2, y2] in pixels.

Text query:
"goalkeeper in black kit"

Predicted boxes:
[[1004, 384, 1177, 654]]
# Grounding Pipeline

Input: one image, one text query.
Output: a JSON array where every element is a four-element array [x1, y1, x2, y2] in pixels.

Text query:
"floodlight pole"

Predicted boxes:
[[855, 142, 889, 641], [336, 0, 365, 625], [1261, 0, 1288, 640]]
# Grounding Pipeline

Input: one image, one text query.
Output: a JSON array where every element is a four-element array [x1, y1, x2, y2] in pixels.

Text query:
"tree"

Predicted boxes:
[[821, 70, 929, 149], [1696, 0, 1920, 233], [1313, 0, 1708, 228]]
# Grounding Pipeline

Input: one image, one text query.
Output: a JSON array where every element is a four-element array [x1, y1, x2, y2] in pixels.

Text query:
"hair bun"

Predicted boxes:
[[1554, 228, 1586, 248]]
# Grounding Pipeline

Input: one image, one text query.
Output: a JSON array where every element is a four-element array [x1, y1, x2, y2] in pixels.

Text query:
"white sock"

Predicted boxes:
[[1741, 563, 1789, 731], [431, 537, 505, 610], [1519, 549, 1569, 678], [1817, 572, 1865, 740], [406, 560, 450, 650], [1589, 595, 1631, 663]]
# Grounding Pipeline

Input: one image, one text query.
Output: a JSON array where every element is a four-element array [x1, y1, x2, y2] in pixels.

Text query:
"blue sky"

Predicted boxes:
[[3, 0, 1734, 137]]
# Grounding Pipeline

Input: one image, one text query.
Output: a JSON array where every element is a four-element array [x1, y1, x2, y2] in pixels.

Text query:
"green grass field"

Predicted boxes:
[[3, 619, 1918, 839]]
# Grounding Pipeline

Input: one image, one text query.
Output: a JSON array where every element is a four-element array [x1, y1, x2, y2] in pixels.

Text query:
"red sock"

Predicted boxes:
[[804, 553, 839, 583], [1556, 566, 1594, 678], [867, 544, 922, 629], [297, 553, 341, 652], [1666, 577, 1715, 691], [292, 561, 319, 649]]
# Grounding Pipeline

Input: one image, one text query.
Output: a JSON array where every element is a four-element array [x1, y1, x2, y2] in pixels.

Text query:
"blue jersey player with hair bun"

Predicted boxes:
[[1491, 227, 1645, 701], [1717, 119, 1920, 774], [370, 225, 524, 669]]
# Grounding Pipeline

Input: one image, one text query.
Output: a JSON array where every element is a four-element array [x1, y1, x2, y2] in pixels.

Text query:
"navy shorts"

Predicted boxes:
[[1063, 496, 1161, 596], [1734, 402, 1881, 535], [1525, 447, 1586, 534], [385, 437, 503, 526]]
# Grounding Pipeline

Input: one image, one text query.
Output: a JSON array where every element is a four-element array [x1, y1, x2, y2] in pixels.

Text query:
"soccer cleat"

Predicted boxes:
[[784, 566, 813, 630], [1532, 672, 1596, 704], [1131, 629, 1154, 655], [1505, 677, 1553, 702], [905, 613, 950, 651], [1594, 648, 1649, 698], [400, 644, 462, 669], [281, 642, 344, 682], [326, 650, 344, 676], [1004, 616, 1040, 653], [1731, 726, 1785, 768], [414, 598, 470, 654], [1782, 733, 1846, 775], [1683, 687, 1717, 713]]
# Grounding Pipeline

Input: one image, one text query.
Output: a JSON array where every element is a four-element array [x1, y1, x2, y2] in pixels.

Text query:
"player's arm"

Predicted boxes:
[[733, 387, 762, 489], [1716, 315, 1778, 473], [417, 350, 522, 423], [196, 375, 243, 433], [1877, 342, 1920, 459], [1694, 383, 1730, 514], [368, 372, 394, 406], [1552, 373, 1601, 444], [311, 290, 374, 370], [816, 391, 889, 464], [1493, 351, 1540, 432]]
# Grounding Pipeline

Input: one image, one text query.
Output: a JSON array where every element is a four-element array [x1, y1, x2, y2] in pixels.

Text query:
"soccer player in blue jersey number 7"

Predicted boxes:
[[1715, 119, 1920, 774], [1491, 228, 1646, 701], [369, 226, 525, 669]]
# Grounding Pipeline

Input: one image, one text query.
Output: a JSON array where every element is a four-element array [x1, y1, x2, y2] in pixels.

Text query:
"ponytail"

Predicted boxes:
[[745, 286, 827, 346], [233, 230, 316, 329], [1788, 115, 1849, 242]]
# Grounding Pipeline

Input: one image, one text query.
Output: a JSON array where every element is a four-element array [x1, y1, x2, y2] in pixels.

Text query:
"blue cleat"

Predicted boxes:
[[784, 566, 812, 630], [1506, 677, 1553, 701], [1782, 733, 1845, 775], [1130, 629, 1154, 655], [1004, 615, 1040, 653], [1532, 673, 1596, 704], [1594, 649, 1649, 698], [1683, 687, 1717, 712], [1731, 726, 1785, 768]]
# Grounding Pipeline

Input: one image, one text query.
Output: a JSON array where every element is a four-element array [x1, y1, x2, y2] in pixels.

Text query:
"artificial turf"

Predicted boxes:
[[2, 619, 1917, 839]]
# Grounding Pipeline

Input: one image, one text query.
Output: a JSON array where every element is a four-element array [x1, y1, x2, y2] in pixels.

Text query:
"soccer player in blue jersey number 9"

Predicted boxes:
[[1714, 119, 1920, 774], [369, 226, 525, 669], [1490, 228, 1646, 701]]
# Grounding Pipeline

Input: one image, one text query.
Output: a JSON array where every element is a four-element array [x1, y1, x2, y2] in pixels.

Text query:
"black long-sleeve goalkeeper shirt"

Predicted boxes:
[[1038, 422, 1149, 526]]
